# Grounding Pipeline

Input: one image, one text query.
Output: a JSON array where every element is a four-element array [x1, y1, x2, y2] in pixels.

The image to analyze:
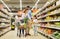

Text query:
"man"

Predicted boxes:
[[25, 6, 32, 36], [26, 6, 32, 20]]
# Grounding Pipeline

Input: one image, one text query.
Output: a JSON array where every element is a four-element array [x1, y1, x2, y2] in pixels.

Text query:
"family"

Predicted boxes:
[[15, 6, 38, 37]]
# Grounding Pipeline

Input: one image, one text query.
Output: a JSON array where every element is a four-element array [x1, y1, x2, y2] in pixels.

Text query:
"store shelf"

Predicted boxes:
[[37, 5, 60, 17], [38, 31, 55, 39], [0, 26, 10, 29], [0, 26, 11, 36], [40, 26, 60, 30], [0, 16, 9, 20], [0, 9, 10, 16], [40, 0, 57, 12], [0, 20, 10, 23], [37, 11, 60, 19], [0, 11, 10, 20], [35, 0, 60, 39], [34, 0, 57, 16], [0, 14, 9, 19], [38, 19, 60, 22], [0, 21, 10, 23], [0, 18, 9, 20], [37, 15, 47, 19]]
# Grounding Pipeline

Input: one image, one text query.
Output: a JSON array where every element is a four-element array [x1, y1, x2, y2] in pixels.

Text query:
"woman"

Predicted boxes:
[[23, 8, 32, 36], [18, 10, 25, 37]]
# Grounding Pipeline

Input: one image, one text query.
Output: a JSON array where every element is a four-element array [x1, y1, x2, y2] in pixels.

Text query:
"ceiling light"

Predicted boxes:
[[0, 0, 11, 11], [20, 0, 22, 10], [31, 0, 40, 10]]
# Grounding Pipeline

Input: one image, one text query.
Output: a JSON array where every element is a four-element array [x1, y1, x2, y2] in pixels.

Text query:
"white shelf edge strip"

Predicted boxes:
[[38, 20, 60, 22], [0, 0, 11, 12], [1, 9, 10, 16], [37, 3, 60, 17], [37, 12, 60, 19], [40, 26, 60, 30], [34, 0, 57, 16], [38, 31, 55, 39], [0, 27, 11, 35]]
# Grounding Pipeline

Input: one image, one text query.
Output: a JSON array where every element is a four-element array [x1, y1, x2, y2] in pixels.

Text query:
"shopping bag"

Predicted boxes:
[[24, 23, 27, 29]]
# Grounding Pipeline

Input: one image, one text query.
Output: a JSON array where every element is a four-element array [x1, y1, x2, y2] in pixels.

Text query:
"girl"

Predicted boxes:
[[33, 16, 38, 36]]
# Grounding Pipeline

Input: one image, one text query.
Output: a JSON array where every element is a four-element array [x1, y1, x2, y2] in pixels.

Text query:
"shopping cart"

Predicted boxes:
[[16, 22, 21, 36], [17, 21, 25, 37]]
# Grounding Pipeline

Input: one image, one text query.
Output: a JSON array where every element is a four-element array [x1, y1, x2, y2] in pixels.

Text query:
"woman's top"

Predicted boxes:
[[33, 19, 38, 24], [20, 13, 26, 20], [27, 10, 32, 20]]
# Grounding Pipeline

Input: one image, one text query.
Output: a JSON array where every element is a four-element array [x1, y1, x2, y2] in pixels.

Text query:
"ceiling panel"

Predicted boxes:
[[3, 0, 47, 2], [0, 0, 47, 12], [0, 0, 47, 4]]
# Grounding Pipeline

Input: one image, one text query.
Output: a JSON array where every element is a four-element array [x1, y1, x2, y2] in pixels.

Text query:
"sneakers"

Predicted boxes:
[[25, 33, 31, 37], [19, 35, 21, 37]]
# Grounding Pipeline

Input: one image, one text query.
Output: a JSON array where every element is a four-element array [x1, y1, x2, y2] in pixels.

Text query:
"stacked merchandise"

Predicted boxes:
[[32, 8, 38, 16], [0, 4, 3, 9], [0, 4, 11, 36], [32, 8, 38, 13], [52, 31, 60, 39], [36, 0, 60, 39]]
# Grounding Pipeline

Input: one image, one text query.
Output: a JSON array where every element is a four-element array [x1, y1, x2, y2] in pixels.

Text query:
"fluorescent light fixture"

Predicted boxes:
[[20, 0, 22, 10], [35, 8, 41, 13], [0, 0, 11, 11], [35, 2, 49, 14], [31, 0, 40, 10]]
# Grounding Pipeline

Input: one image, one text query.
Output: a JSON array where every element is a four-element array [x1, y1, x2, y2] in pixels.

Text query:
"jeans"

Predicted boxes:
[[34, 25, 37, 36], [20, 29, 24, 35]]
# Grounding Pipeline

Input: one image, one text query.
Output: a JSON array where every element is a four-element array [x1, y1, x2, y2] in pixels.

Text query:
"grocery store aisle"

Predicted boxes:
[[0, 28, 48, 39]]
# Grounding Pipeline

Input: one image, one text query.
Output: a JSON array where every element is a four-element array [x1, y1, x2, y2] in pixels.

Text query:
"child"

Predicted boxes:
[[33, 15, 38, 36]]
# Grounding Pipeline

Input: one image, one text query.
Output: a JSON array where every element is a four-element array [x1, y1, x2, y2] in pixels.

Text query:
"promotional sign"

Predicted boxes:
[[0, 4, 3, 9]]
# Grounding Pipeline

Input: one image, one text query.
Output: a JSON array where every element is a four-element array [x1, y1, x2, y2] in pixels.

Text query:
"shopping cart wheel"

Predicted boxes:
[[17, 33, 18, 36], [19, 35, 21, 37]]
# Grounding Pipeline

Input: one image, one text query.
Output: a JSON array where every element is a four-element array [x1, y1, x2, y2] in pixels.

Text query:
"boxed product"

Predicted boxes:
[[39, 27, 45, 33], [56, 0, 60, 6], [54, 16, 58, 20], [0, 4, 3, 9], [58, 16, 60, 19], [47, 12, 51, 15], [52, 31, 60, 39], [55, 22, 60, 27], [46, 29, 53, 34], [46, 23, 50, 26], [45, 16, 53, 21], [32, 8, 38, 13], [44, 29, 47, 34]]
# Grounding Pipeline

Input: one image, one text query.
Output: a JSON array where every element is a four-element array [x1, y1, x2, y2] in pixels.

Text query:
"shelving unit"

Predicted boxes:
[[0, 9, 10, 16], [35, 0, 60, 39], [0, 26, 11, 37], [38, 31, 56, 39], [34, 0, 58, 16], [0, 8, 11, 36], [37, 11, 60, 19], [38, 20, 60, 22], [37, 4, 60, 17], [40, 26, 60, 30]]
